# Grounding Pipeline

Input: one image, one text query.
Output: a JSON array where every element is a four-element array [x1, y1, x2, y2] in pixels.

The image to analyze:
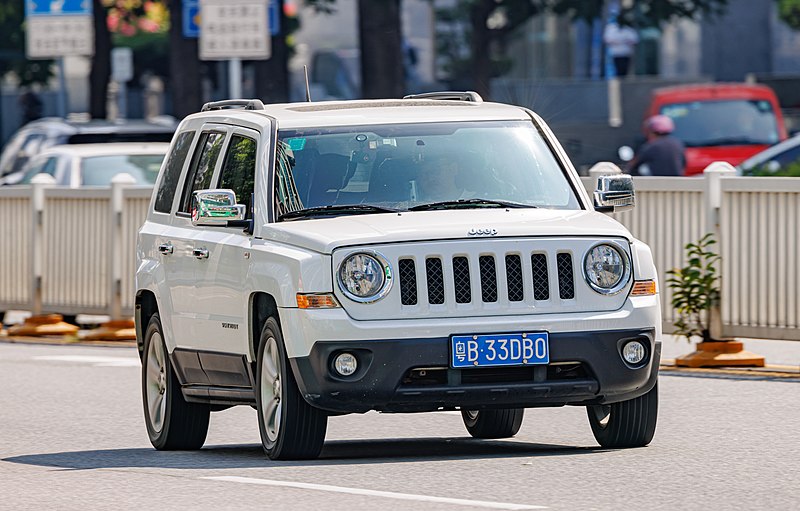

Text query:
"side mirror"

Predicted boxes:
[[191, 189, 246, 226], [617, 145, 634, 162], [594, 174, 635, 213]]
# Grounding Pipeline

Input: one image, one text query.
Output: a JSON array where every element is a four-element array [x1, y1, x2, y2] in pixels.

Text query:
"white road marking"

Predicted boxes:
[[202, 475, 546, 510], [34, 355, 140, 367]]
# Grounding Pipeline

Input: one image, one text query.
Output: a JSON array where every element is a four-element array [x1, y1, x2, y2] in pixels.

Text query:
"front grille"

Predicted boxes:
[[505, 255, 524, 302], [531, 253, 549, 300], [557, 253, 575, 299], [426, 257, 445, 305], [395, 248, 581, 307], [452, 256, 472, 303], [479, 255, 497, 303], [398, 259, 417, 305]]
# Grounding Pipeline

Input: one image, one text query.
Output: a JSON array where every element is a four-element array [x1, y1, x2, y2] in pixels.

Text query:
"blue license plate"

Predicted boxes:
[[451, 332, 549, 368]]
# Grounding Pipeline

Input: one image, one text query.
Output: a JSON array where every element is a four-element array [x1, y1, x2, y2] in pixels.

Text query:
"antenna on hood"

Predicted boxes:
[[304, 65, 312, 102]]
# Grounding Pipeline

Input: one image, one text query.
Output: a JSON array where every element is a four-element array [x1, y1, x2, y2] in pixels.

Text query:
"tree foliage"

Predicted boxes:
[[777, 0, 800, 29], [0, 0, 52, 86]]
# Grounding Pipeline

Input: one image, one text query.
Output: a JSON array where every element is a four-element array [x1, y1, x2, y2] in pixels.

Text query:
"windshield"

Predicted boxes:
[[660, 99, 780, 147], [81, 154, 165, 186], [274, 120, 579, 219]]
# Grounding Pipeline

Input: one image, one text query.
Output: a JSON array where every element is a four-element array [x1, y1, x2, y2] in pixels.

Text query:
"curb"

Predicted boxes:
[[0, 334, 136, 349]]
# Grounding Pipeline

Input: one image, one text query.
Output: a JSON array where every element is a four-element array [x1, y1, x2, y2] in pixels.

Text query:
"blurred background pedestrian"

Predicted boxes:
[[603, 20, 639, 78]]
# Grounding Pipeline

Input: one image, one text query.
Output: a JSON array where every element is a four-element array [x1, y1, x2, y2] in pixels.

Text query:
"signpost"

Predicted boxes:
[[25, 0, 95, 118], [111, 47, 134, 119], [199, 0, 271, 99]]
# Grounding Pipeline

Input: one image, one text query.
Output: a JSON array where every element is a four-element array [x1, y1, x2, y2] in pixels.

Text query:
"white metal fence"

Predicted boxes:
[[1, 171, 798, 340]]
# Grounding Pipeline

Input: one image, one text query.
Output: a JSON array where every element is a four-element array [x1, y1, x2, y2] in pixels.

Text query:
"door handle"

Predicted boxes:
[[158, 243, 173, 255], [192, 248, 209, 259]]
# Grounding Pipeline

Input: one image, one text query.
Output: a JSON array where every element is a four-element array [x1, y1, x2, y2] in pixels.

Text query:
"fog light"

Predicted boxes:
[[334, 352, 358, 376], [622, 341, 646, 365]]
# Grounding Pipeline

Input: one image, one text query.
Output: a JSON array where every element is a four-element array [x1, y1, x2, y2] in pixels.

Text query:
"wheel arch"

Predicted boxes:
[[135, 289, 160, 359], [249, 292, 280, 362]]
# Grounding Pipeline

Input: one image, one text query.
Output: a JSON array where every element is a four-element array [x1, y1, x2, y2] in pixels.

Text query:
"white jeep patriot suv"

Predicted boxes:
[[136, 92, 661, 460]]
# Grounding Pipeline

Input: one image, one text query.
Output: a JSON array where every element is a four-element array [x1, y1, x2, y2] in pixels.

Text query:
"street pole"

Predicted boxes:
[[229, 58, 242, 99], [57, 58, 68, 118]]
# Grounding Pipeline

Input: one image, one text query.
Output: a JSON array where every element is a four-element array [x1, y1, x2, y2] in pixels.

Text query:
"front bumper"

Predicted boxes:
[[290, 328, 660, 413]]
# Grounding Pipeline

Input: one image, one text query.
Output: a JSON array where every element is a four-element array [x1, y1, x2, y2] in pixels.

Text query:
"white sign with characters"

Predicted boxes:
[[26, 14, 94, 58], [199, 0, 271, 60]]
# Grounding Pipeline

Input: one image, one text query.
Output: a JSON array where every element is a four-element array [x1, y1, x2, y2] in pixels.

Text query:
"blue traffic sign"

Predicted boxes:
[[183, 0, 200, 38], [26, 0, 92, 16], [184, 0, 279, 39]]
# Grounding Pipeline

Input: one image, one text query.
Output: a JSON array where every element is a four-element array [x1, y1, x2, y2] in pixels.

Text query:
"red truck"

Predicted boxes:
[[647, 83, 788, 175]]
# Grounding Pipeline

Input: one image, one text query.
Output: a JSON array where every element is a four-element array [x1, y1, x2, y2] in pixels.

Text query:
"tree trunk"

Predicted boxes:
[[254, 0, 289, 104], [358, 0, 404, 99], [470, 0, 494, 100], [89, 0, 111, 119], [168, 0, 202, 118]]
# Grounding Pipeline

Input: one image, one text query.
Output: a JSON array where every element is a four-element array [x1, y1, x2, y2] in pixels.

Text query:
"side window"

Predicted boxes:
[[41, 157, 58, 176], [217, 134, 257, 218], [179, 131, 225, 213], [154, 131, 195, 213], [275, 142, 303, 217]]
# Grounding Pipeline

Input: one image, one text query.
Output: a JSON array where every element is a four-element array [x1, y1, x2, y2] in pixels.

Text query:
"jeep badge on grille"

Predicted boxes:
[[468, 228, 497, 236]]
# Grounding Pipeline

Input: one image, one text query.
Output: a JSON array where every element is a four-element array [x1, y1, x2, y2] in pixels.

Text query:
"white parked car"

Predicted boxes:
[[136, 93, 662, 460], [11, 143, 168, 187]]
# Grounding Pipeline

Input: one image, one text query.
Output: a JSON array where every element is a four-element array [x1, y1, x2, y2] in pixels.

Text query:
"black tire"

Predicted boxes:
[[461, 408, 524, 439], [141, 313, 210, 450], [587, 382, 658, 448], [256, 317, 327, 460]]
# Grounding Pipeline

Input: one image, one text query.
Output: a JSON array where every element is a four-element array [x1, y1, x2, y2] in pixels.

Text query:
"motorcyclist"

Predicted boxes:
[[628, 115, 686, 176]]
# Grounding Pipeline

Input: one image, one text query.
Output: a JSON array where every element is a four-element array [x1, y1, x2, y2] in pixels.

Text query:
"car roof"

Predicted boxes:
[[37, 142, 170, 158], [651, 83, 778, 102], [24, 117, 178, 134], [186, 99, 532, 130]]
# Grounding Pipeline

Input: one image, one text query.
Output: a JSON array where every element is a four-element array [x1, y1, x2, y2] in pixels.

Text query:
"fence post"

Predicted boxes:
[[109, 173, 137, 321], [703, 162, 736, 340], [29, 174, 55, 316]]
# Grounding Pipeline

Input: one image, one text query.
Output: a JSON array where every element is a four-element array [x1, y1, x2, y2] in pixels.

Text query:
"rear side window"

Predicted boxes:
[[154, 131, 195, 213], [180, 131, 226, 213], [217, 135, 257, 218]]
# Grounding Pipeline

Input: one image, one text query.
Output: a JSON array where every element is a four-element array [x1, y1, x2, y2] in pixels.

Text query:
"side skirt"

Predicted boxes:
[[171, 348, 257, 406]]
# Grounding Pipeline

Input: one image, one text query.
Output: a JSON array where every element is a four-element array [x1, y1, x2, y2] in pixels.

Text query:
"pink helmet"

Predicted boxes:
[[645, 115, 674, 135]]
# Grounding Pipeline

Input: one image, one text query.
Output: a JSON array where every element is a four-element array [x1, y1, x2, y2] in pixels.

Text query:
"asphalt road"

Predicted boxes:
[[1, 341, 798, 510]]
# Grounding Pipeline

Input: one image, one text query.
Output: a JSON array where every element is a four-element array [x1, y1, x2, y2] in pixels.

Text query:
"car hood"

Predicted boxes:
[[260, 208, 632, 253]]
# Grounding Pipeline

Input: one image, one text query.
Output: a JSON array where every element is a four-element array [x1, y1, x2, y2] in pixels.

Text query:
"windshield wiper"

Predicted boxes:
[[408, 198, 535, 211], [279, 204, 399, 221]]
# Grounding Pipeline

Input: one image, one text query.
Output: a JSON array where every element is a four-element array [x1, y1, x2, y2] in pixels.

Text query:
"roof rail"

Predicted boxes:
[[402, 91, 483, 103], [201, 99, 266, 112]]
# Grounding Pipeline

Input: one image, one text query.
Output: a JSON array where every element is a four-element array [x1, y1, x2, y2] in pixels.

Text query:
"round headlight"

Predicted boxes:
[[583, 243, 631, 295], [337, 252, 392, 302]]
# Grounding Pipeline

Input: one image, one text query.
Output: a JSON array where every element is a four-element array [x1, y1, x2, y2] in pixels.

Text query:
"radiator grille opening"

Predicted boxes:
[[398, 259, 417, 305], [425, 257, 445, 304], [505, 255, 524, 302], [531, 253, 550, 301], [557, 253, 575, 300], [479, 255, 497, 303], [452, 256, 472, 303]]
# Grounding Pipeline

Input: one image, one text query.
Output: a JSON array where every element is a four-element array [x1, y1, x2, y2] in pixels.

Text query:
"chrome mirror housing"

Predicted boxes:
[[593, 174, 635, 213], [191, 189, 246, 226]]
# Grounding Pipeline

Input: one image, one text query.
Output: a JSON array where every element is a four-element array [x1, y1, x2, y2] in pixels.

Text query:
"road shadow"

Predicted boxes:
[[3, 437, 607, 471]]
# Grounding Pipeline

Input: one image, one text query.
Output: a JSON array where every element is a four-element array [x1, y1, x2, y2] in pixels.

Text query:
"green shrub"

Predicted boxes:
[[666, 233, 721, 342]]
